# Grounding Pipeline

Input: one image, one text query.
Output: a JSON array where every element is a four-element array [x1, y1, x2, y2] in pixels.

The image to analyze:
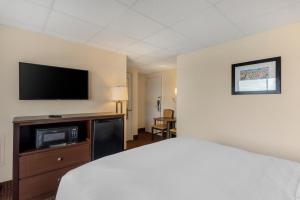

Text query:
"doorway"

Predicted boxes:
[[145, 75, 162, 132]]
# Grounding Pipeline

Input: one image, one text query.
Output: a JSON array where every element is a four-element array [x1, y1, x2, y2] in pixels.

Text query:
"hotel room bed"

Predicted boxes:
[[56, 138, 300, 200]]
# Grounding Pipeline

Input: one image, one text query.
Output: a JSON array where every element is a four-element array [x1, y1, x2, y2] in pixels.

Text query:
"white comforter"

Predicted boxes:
[[56, 138, 300, 200]]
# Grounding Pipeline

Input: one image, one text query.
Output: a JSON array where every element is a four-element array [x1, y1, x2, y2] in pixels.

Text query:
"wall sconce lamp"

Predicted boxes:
[[112, 86, 128, 114]]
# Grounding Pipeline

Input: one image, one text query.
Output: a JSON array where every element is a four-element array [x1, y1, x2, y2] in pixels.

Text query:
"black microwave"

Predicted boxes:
[[36, 126, 79, 149]]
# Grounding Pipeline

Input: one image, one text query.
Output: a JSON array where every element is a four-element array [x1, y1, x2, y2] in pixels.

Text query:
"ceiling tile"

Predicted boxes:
[[88, 43, 120, 53], [236, 2, 300, 34], [132, 0, 211, 26], [108, 9, 164, 40], [2, 0, 300, 73], [45, 11, 102, 42], [122, 41, 161, 55], [124, 50, 143, 59], [134, 55, 160, 65], [88, 29, 138, 50], [171, 7, 243, 47], [0, 0, 50, 29], [146, 49, 177, 58], [171, 39, 205, 54], [132, 57, 177, 73], [216, 0, 299, 24], [115, 0, 137, 6], [0, 17, 43, 32], [143, 28, 189, 49], [207, 0, 224, 4], [26, 0, 54, 8], [117, 48, 143, 58], [54, 0, 128, 26]]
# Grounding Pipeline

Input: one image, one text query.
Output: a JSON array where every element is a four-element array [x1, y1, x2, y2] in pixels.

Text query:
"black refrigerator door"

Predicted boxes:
[[92, 118, 124, 160]]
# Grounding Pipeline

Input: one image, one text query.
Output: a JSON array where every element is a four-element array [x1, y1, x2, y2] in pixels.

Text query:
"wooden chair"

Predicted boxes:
[[170, 128, 176, 138], [151, 109, 174, 141]]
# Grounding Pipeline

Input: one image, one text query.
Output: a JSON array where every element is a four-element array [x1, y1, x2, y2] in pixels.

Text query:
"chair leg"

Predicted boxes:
[[162, 130, 167, 139], [151, 127, 154, 141]]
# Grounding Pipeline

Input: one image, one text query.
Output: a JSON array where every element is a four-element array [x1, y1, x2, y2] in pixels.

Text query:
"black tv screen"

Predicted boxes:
[[19, 62, 89, 100]]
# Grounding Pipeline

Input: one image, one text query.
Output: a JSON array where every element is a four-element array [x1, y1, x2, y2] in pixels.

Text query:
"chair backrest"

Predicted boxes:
[[163, 109, 174, 118]]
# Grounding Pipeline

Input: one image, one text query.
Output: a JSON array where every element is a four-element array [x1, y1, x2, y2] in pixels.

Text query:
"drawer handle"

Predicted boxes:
[[57, 157, 63, 162]]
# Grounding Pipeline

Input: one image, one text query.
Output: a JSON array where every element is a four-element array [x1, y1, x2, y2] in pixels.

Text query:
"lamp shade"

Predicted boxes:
[[112, 86, 128, 101]]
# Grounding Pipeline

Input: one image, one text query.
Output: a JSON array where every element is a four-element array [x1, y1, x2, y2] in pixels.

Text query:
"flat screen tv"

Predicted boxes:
[[19, 62, 89, 100]]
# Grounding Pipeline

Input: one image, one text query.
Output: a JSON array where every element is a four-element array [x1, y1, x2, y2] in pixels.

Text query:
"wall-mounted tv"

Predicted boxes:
[[19, 62, 89, 100]]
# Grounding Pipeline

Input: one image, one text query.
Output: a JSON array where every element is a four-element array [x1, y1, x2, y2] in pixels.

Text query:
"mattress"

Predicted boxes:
[[56, 137, 300, 200]]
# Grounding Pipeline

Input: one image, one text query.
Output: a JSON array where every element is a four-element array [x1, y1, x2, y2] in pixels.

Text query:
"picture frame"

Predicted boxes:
[[232, 57, 281, 95]]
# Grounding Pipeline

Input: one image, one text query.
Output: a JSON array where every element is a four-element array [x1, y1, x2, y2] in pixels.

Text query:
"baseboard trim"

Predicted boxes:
[[138, 128, 145, 133], [0, 180, 12, 199], [133, 135, 138, 140]]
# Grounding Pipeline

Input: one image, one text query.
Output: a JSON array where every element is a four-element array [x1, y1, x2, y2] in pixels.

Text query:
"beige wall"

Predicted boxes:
[[0, 25, 127, 182], [177, 23, 300, 162]]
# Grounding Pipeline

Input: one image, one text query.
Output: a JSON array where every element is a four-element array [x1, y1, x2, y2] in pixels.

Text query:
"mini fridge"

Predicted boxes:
[[92, 118, 124, 160]]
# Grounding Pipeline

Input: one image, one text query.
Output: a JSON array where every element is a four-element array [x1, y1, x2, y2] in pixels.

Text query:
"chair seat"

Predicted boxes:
[[152, 124, 167, 130]]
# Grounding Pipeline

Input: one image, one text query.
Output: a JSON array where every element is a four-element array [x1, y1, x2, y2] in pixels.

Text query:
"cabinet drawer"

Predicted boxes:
[[19, 164, 81, 200], [19, 143, 90, 178]]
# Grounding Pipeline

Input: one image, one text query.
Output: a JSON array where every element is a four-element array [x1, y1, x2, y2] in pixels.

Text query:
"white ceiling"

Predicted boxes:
[[1, 0, 300, 73]]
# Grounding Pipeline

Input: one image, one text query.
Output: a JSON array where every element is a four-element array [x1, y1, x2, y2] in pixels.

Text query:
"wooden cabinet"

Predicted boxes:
[[19, 142, 90, 179], [13, 113, 124, 200], [19, 165, 78, 200]]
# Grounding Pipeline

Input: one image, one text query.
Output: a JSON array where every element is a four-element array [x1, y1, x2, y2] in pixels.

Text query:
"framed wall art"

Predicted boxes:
[[232, 57, 281, 95]]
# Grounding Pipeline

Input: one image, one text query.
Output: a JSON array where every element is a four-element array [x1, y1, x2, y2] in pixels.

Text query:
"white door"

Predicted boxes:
[[145, 75, 162, 132], [126, 73, 133, 141]]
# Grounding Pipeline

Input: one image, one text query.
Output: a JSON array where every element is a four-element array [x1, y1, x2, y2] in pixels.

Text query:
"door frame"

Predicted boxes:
[[126, 72, 133, 141]]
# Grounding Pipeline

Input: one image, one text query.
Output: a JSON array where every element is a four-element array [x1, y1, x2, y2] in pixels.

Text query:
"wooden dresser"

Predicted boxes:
[[13, 113, 124, 200]]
